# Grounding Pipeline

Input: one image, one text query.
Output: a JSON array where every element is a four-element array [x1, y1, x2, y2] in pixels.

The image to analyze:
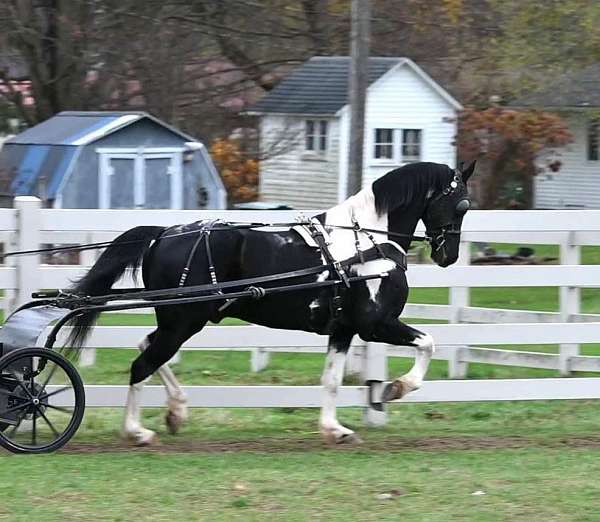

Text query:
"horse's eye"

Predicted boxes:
[[456, 199, 470, 214]]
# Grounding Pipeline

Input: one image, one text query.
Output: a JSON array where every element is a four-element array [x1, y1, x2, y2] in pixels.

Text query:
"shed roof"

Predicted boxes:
[[7, 111, 195, 146], [510, 64, 600, 109], [247, 56, 461, 115]]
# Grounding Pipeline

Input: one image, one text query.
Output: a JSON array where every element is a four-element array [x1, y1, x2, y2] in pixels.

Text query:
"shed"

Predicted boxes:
[[0, 111, 226, 209], [247, 56, 462, 208], [510, 64, 600, 209]]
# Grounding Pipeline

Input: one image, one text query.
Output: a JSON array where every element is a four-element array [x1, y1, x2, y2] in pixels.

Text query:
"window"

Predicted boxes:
[[588, 119, 599, 161], [372, 128, 422, 163], [374, 128, 394, 159], [401, 129, 422, 162], [305, 119, 328, 152]]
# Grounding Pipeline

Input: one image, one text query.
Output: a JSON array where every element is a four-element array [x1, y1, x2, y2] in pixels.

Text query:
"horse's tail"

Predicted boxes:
[[66, 226, 164, 348]]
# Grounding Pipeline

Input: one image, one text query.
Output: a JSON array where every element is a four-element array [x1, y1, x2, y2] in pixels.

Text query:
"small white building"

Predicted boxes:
[[247, 56, 462, 208], [512, 64, 600, 209]]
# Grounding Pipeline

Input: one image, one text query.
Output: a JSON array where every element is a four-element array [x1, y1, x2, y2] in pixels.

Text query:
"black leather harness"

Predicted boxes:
[[169, 219, 407, 321]]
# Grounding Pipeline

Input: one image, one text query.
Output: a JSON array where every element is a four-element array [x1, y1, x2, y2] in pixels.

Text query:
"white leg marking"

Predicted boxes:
[[137, 336, 188, 434], [319, 350, 355, 442], [123, 376, 157, 445], [397, 333, 435, 394]]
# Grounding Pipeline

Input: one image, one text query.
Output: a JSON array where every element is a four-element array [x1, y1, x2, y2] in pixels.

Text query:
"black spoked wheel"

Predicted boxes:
[[0, 347, 85, 454]]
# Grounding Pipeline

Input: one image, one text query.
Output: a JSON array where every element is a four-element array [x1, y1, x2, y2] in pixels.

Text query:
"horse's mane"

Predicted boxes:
[[372, 162, 454, 216]]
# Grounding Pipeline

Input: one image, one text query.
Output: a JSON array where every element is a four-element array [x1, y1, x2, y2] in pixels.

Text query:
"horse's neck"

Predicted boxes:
[[325, 188, 387, 230], [325, 188, 422, 247]]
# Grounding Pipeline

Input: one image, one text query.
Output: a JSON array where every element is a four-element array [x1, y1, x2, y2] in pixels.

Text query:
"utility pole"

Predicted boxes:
[[346, 0, 371, 198]]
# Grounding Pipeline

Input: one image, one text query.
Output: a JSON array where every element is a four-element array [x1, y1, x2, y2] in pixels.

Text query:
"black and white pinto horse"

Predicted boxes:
[[70, 161, 475, 445]]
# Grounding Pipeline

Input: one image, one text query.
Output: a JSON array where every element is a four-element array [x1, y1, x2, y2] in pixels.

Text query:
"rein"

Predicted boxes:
[[0, 221, 431, 260]]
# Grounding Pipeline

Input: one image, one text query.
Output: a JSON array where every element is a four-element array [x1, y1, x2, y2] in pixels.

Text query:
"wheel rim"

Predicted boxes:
[[0, 349, 84, 452]]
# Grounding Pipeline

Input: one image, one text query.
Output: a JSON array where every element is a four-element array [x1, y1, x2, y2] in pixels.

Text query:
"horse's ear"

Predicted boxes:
[[461, 160, 476, 183]]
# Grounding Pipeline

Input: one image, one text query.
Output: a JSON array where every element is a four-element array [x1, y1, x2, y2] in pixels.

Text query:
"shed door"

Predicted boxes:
[[108, 157, 135, 209], [99, 150, 182, 209], [144, 153, 182, 209]]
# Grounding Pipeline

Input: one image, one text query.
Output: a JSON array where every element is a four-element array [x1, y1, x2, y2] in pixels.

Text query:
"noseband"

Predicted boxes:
[[426, 170, 470, 251]]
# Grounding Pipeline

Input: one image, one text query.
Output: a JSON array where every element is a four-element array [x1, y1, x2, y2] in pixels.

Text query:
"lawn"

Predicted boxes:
[[1, 242, 600, 520]]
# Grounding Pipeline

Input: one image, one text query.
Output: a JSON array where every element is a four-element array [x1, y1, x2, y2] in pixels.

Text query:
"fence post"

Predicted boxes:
[[559, 232, 580, 376], [77, 233, 98, 366], [363, 342, 388, 427], [344, 344, 364, 376], [251, 348, 270, 372], [10, 197, 41, 313], [448, 239, 470, 378]]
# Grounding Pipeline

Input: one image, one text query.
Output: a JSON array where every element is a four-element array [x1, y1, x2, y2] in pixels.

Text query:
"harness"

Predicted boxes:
[[169, 217, 407, 326]]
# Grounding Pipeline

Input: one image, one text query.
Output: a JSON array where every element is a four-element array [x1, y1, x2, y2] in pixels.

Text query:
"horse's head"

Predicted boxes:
[[422, 161, 475, 267]]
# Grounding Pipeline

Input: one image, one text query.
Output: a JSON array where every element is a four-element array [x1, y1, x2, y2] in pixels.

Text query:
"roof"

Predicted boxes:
[[246, 56, 462, 115], [6, 111, 195, 146], [511, 64, 600, 109]]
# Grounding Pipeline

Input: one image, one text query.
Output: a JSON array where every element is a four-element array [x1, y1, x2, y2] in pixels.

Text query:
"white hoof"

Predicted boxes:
[[125, 428, 159, 446], [320, 424, 360, 445]]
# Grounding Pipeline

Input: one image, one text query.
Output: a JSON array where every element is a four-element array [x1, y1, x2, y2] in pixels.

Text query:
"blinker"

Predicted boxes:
[[456, 199, 470, 213]]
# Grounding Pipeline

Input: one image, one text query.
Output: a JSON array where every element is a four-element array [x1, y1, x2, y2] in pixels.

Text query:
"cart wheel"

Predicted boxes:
[[0, 347, 85, 454]]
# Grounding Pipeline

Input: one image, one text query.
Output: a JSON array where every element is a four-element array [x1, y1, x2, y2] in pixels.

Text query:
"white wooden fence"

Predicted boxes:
[[3, 197, 600, 424]]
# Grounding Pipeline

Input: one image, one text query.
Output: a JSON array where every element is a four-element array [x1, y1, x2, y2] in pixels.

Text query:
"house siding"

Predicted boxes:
[[259, 116, 340, 209], [258, 62, 458, 207], [535, 113, 600, 208], [355, 64, 457, 191]]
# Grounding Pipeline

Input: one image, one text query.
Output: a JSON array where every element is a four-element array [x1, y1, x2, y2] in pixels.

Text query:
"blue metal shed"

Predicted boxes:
[[0, 111, 226, 209]]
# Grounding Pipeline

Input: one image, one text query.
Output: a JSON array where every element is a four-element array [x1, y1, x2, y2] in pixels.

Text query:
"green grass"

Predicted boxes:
[[3, 447, 600, 521]]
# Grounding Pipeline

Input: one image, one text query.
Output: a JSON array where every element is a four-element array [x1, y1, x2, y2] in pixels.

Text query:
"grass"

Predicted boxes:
[[3, 447, 600, 521], [2, 243, 600, 520]]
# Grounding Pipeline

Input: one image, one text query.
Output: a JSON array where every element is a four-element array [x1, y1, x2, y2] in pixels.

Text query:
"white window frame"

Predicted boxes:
[[304, 119, 328, 155], [372, 128, 395, 163], [371, 128, 423, 165], [401, 129, 422, 163], [97, 147, 183, 209]]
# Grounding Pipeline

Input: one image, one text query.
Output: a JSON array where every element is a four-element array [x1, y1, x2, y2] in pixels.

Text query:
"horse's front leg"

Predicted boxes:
[[369, 320, 435, 402], [320, 330, 362, 444]]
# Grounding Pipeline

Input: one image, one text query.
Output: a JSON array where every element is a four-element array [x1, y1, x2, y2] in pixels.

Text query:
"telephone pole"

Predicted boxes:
[[346, 0, 371, 198]]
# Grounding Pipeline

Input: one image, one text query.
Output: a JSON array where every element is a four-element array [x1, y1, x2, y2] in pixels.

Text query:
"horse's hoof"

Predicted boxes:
[[166, 411, 185, 435], [337, 433, 363, 445], [382, 381, 403, 402], [125, 430, 160, 447]]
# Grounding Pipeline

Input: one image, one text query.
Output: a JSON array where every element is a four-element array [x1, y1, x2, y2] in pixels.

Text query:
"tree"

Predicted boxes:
[[489, 0, 600, 97], [458, 107, 573, 208], [211, 138, 258, 204]]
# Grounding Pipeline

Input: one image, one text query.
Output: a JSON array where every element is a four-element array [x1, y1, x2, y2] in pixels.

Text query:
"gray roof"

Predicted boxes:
[[247, 56, 402, 115], [7, 111, 194, 146], [511, 64, 600, 109]]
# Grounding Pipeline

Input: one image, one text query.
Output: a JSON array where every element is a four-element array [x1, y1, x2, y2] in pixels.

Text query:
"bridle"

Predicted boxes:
[[425, 170, 471, 252]]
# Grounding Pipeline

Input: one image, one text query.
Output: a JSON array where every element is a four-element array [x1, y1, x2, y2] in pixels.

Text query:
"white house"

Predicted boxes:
[[247, 56, 462, 208], [512, 64, 600, 209]]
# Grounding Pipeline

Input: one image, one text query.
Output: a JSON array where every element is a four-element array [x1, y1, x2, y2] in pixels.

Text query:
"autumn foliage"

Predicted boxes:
[[458, 107, 573, 208], [211, 139, 259, 204]]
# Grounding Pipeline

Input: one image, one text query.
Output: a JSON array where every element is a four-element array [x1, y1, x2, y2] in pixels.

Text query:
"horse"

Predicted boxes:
[[68, 160, 475, 445]]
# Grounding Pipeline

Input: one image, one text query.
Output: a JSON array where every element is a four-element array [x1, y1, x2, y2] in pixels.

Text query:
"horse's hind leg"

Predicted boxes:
[[367, 320, 434, 402], [124, 316, 204, 445], [138, 332, 188, 435], [319, 329, 362, 444]]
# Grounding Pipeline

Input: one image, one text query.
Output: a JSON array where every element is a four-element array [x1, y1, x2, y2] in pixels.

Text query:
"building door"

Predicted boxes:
[[99, 149, 182, 209]]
